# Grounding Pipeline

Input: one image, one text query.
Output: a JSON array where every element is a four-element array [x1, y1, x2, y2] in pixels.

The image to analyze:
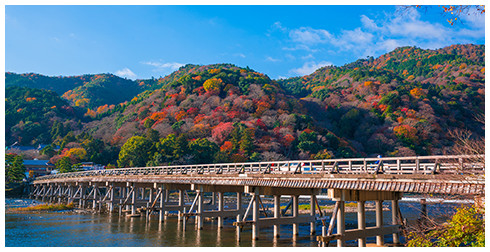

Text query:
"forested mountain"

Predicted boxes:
[[5, 86, 85, 145], [5, 44, 485, 168], [6, 73, 158, 109], [278, 44, 484, 156]]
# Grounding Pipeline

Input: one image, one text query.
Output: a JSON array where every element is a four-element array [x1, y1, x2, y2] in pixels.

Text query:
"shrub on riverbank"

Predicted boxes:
[[406, 205, 485, 247], [17, 203, 75, 212]]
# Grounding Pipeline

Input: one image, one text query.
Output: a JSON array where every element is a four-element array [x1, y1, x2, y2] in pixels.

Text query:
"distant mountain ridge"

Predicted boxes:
[[5, 72, 159, 109]]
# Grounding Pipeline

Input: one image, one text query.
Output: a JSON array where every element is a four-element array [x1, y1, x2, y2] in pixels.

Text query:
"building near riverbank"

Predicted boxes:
[[23, 159, 54, 177]]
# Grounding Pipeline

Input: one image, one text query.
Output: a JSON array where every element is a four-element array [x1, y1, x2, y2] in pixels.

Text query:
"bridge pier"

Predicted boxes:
[[317, 189, 403, 247]]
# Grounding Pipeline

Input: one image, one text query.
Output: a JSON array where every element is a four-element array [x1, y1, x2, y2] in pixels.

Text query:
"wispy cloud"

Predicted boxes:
[[234, 53, 246, 58], [115, 68, 136, 79], [265, 56, 280, 62], [289, 27, 332, 45], [142, 61, 184, 72], [290, 61, 332, 76]]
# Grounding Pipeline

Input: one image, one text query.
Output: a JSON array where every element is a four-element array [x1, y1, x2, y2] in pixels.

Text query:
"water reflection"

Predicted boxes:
[[216, 227, 221, 246]]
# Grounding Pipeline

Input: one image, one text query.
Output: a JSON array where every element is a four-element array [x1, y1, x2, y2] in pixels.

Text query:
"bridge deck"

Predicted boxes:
[[33, 155, 484, 195]]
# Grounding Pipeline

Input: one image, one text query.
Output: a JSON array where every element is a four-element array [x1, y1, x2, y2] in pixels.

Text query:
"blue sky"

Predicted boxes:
[[5, 5, 485, 80]]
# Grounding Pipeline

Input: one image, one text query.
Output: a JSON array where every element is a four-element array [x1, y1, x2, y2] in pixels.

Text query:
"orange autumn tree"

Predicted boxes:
[[203, 78, 223, 93], [393, 125, 418, 144]]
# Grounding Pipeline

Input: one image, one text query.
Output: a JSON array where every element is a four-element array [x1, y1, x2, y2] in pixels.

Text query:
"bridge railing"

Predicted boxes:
[[34, 155, 484, 181]]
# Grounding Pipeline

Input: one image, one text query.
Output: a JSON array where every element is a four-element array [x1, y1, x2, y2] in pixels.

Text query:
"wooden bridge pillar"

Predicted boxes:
[[217, 192, 224, 228], [162, 188, 169, 220], [178, 190, 184, 221], [273, 195, 281, 237], [376, 200, 384, 246], [67, 185, 73, 204], [92, 184, 98, 210], [252, 190, 260, 240], [159, 185, 165, 222], [336, 200, 345, 247], [392, 199, 400, 245], [109, 183, 115, 212], [310, 195, 316, 235], [80, 185, 86, 208], [292, 194, 299, 236], [357, 201, 366, 247], [131, 183, 137, 215], [236, 192, 242, 240], [197, 187, 204, 230]]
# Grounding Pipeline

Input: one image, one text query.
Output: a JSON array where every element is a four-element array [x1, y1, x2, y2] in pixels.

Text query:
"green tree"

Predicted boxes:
[[6, 154, 26, 183], [339, 108, 361, 138], [188, 138, 218, 164], [40, 144, 56, 157], [117, 136, 152, 167], [297, 130, 321, 154], [239, 128, 254, 156], [56, 156, 74, 173]]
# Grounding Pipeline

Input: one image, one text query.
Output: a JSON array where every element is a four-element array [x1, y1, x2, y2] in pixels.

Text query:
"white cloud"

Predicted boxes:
[[265, 56, 280, 62], [301, 54, 314, 60], [290, 61, 332, 76], [142, 61, 184, 72], [271, 21, 287, 32], [360, 15, 380, 31], [115, 68, 136, 79], [234, 53, 246, 58], [289, 27, 332, 44], [281, 8, 484, 60]]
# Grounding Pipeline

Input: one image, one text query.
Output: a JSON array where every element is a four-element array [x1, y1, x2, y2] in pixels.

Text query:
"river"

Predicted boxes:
[[5, 197, 464, 247]]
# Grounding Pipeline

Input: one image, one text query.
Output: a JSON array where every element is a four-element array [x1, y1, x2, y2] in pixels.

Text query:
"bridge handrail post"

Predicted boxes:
[[397, 159, 401, 174]]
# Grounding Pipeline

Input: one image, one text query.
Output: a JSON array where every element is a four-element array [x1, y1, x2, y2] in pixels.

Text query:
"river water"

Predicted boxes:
[[5, 197, 463, 247]]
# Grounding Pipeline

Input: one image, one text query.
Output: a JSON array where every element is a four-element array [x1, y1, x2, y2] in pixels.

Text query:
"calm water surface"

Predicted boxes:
[[5, 198, 461, 247]]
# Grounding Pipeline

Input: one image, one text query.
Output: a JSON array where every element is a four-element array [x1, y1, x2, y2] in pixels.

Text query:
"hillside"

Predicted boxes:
[[6, 73, 158, 110], [278, 44, 485, 156], [5, 44, 485, 167], [5, 86, 85, 146], [84, 63, 345, 165]]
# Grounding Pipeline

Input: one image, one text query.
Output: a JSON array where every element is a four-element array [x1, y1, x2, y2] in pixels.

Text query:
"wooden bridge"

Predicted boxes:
[[31, 155, 484, 247]]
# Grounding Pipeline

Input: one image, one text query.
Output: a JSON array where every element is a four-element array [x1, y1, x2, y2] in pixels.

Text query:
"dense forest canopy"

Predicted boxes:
[[5, 44, 485, 169]]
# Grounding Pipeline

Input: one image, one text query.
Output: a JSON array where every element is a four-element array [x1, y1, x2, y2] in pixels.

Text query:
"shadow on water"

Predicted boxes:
[[5, 198, 463, 247]]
